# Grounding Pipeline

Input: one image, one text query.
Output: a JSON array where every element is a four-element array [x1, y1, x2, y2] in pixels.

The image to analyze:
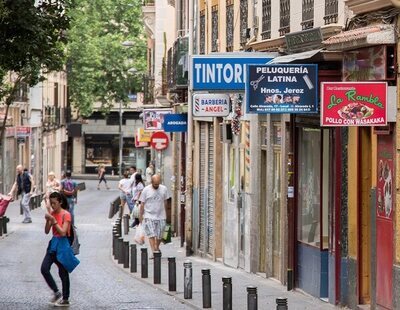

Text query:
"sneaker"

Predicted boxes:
[[50, 292, 62, 304], [22, 219, 32, 223], [54, 299, 70, 307]]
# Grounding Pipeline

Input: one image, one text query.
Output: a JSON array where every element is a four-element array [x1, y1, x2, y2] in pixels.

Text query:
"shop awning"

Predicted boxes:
[[268, 49, 323, 64]]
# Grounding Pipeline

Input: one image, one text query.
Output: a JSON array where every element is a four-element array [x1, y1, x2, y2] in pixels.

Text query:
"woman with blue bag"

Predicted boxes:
[[40, 192, 80, 307]]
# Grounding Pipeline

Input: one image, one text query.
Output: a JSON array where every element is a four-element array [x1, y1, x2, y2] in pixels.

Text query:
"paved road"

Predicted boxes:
[[0, 180, 190, 310]]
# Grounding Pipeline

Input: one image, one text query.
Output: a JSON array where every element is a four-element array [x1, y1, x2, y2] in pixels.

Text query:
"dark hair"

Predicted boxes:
[[49, 191, 69, 211], [135, 173, 144, 185], [130, 166, 136, 170], [123, 171, 129, 178], [65, 170, 72, 178]]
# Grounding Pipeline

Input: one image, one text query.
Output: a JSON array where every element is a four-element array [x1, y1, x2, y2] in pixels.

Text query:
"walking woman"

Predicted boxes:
[[41, 171, 60, 213], [97, 164, 110, 190], [131, 173, 145, 227], [118, 171, 132, 218], [41, 192, 79, 307]]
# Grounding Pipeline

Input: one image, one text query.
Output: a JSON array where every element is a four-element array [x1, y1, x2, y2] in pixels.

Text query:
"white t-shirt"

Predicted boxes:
[[119, 178, 132, 193], [139, 184, 170, 220], [132, 182, 144, 200]]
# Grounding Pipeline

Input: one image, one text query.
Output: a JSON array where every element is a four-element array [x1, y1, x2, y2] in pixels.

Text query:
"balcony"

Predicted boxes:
[[43, 106, 70, 130], [167, 36, 188, 92], [345, 0, 399, 14]]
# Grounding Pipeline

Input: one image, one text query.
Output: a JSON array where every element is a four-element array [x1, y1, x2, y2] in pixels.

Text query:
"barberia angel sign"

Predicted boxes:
[[321, 82, 387, 127]]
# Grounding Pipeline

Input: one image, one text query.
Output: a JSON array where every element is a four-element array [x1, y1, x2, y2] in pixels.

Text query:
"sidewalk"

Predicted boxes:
[[114, 222, 341, 310]]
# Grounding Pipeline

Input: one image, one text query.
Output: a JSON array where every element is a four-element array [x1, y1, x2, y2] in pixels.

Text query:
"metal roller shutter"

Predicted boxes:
[[198, 122, 207, 251], [207, 123, 214, 255]]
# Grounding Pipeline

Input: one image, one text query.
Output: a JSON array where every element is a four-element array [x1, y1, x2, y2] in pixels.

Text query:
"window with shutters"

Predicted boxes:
[[324, 0, 338, 24], [279, 0, 290, 36], [200, 11, 206, 54], [301, 0, 314, 30], [240, 0, 248, 45], [211, 5, 219, 52], [261, 0, 271, 40], [226, 0, 234, 51]]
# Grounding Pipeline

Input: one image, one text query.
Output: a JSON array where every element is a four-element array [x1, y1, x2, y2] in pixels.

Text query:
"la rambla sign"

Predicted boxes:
[[191, 54, 274, 91]]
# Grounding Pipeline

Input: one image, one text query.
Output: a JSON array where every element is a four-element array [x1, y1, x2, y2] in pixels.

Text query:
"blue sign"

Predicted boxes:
[[163, 114, 188, 132], [246, 64, 318, 114], [192, 55, 273, 91]]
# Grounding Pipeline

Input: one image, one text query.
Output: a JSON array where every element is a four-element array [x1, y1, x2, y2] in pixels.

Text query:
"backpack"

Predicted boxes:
[[63, 179, 75, 197], [62, 212, 80, 255]]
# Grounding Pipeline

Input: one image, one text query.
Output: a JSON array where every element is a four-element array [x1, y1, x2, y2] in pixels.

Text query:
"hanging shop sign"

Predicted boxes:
[[150, 131, 169, 150], [16, 126, 31, 137], [321, 82, 387, 127], [246, 64, 318, 114], [135, 135, 149, 147], [143, 109, 172, 131], [193, 94, 230, 117], [137, 128, 152, 142], [191, 54, 274, 91], [163, 113, 188, 132]]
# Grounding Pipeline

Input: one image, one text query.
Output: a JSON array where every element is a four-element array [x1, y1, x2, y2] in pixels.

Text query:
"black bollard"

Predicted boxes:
[[276, 297, 288, 310], [123, 214, 129, 235], [130, 244, 137, 273], [112, 228, 118, 257], [0, 217, 3, 237], [116, 219, 122, 236], [202, 269, 212, 308], [168, 257, 176, 291], [141, 248, 148, 278], [183, 261, 192, 299], [247, 286, 258, 310], [154, 251, 162, 284], [114, 234, 120, 260], [222, 277, 232, 310], [117, 237, 124, 264], [123, 241, 129, 268], [3, 217, 7, 234]]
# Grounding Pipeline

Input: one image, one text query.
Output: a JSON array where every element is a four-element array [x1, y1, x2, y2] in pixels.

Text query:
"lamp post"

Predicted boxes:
[[119, 101, 123, 177]]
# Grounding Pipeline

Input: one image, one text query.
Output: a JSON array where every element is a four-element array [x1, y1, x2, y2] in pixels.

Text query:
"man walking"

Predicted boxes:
[[139, 174, 170, 255], [60, 171, 77, 225], [8, 165, 35, 223]]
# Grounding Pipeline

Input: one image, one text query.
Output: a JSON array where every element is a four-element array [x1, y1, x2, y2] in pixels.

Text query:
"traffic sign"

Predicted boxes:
[[150, 131, 169, 150]]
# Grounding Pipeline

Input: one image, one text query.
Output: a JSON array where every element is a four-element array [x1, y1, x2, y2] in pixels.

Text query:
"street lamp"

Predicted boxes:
[[119, 101, 123, 178]]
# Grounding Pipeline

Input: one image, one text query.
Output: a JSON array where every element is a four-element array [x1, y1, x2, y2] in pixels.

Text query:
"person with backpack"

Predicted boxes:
[[41, 191, 79, 307], [60, 171, 77, 225], [8, 164, 35, 223]]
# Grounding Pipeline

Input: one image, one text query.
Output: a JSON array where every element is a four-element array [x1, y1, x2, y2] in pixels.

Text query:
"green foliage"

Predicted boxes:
[[67, 0, 146, 117]]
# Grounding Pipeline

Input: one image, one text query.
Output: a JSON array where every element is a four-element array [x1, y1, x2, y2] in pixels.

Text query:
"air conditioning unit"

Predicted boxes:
[[219, 123, 232, 144]]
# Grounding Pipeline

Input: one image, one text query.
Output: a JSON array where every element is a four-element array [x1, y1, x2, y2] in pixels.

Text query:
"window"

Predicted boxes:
[[240, 0, 248, 45], [324, 0, 338, 25], [279, 0, 290, 36], [301, 0, 314, 30], [261, 0, 271, 40], [226, 0, 234, 51], [200, 11, 206, 54], [211, 6, 219, 52], [54, 82, 59, 107]]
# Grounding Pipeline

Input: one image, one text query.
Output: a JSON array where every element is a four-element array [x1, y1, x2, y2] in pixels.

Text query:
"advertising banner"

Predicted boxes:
[[163, 113, 188, 132], [193, 94, 230, 117], [143, 109, 172, 131], [246, 64, 318, 114], [191, 54, 273, 91], [321, 82, 387, 127]]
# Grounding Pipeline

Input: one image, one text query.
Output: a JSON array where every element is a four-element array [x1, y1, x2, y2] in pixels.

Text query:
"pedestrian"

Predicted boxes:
[[131, 173, 145, 228], [139, 174, 170, 256], [118, 171, 133, 218], [60, 171, 78, 225], [41, 171, 61, 213], [145, 162, 154, 185], [41, 191, 79, 307], [97, 164, 110, 190], [7, 164, 35, 223]]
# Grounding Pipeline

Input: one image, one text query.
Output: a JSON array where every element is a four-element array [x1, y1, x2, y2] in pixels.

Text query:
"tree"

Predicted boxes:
[[0, 0, 72, 141], [67, 0, 146, 117]]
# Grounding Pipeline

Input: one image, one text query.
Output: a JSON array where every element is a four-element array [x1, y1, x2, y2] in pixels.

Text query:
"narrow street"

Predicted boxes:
[[0, 180, 189, 310]]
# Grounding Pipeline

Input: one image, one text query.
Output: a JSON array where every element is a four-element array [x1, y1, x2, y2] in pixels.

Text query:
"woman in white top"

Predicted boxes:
[[41, 172, 60, 213], [131, 173, 145, 227], [118, 171, 133, 218]]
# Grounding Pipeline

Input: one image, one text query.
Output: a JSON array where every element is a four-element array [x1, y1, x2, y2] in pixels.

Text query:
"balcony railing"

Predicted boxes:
[[301, 0, 314, 30], [261, 0, 271, 40], [143, 75, 155, 104], [226, 1, 234, 51], [279, 0, 290, 36], [43, 106, 70, 130], [142, 0, 154, 6], [324, 0, 338, 24], [167, 36, 189, 91]]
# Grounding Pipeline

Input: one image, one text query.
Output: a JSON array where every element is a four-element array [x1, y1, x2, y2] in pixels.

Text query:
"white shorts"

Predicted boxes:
[[143, 218, 166, 239]]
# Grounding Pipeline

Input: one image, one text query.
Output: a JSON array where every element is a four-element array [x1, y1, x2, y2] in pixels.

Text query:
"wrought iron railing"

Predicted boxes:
[[226, 1, 234, 51], [301, 0, 314, 30], [279, 0, 290, 36], [240, 0, 248, 45], [211, 5, 219, 52], [261, 0, 271, 40], [324, 0, 338, 24], [200, 11, 206, 54], [143, 75, 154, 104]]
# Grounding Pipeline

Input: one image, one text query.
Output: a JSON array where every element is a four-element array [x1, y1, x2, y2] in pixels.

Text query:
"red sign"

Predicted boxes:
[[321, 82, 387, 127], [150, 131, 169, 150]]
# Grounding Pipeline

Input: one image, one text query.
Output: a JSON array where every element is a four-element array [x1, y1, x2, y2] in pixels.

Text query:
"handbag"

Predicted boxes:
[[131, 201, 140, 218], [162, 224, 172, 244], [0, 194, 13, 217]]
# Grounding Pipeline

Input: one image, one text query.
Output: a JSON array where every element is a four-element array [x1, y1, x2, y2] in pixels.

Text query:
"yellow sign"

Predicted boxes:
[[137, 128, 152, 142]]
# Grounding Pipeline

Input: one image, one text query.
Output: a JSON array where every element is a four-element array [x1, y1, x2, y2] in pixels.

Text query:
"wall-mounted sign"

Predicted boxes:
[[163, 113, 188, 132], [191, 54, 274, 91], [150, 131, 169, 150], [135, 135, 149, 147], [285, 27, 323, 53], [321, 82, 387, 127], [246, 64, 318, 114], [137, 128, 152, 142], [193, 94, 230, 117], [143, 109, 172, 131], [16, 126, 31, 137]]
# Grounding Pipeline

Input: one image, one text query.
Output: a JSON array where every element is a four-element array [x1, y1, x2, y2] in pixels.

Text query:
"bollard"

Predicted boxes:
[[0, 217, 3, 237], [247, 286, 258, 310], [115, 219, 122, 236], [123, 214, 129, 235], [141, 248, 148, 278], [3, 217, 7, 234], [112, 228, 118, 257], [123, 241, 129, 268], [202, 269, 212, 308], [130, 244, 137, 273], [168, 257, 176, 291], [117, 237, 124, 264], [154, 251, 162, 284], [114, 233, 120, 260], [183, 261, 192, 299], [276, 297, 288, 310], [222, 277, 232, 310]]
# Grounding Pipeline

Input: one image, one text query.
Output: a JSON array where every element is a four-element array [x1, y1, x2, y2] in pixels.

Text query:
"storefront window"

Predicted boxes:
[[297, 127, 321, 246]]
